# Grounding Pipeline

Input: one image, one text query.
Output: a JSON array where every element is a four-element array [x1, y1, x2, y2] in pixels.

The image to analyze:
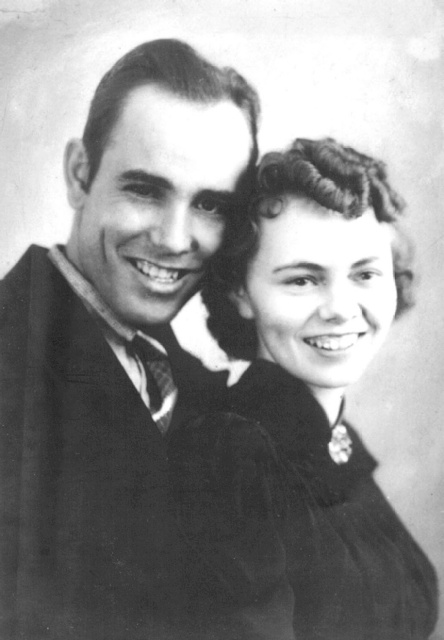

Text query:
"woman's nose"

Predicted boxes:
[[317, 282, 361, 323]]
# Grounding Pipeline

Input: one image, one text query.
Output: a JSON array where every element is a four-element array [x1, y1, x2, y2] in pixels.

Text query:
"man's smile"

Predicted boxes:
[[126, 257, 201, 285]]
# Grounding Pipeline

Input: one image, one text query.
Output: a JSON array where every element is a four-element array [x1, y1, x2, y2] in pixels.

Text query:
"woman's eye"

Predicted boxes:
[[285, 276, 316, 287], [356, 270, 378, 282]]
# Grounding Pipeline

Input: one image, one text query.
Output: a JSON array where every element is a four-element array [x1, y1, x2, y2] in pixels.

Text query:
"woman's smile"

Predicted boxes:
[[303, 332, 364, 352]]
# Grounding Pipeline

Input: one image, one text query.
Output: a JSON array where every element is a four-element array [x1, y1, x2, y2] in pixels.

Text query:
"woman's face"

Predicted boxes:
[[233, 196, 397, 396]]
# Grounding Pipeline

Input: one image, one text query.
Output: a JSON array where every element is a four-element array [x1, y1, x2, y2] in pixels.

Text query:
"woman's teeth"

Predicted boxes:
[[134, 259, 182, 283], [305, 333, 360, 351]]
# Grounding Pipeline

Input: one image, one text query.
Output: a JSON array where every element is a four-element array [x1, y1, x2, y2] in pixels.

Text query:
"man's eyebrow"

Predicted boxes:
[[196, 188, 237, 203], [118, 170, 172, 190], [118, 172, 236, 202], [273, 261, 325, 274]]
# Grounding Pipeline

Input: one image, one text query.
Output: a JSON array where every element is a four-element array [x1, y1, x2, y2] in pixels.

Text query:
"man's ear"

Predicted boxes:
[[229, 286, 255, 320], [64, 139, 90, 210]]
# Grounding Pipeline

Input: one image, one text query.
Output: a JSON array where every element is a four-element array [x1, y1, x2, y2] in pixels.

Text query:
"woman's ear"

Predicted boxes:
[[64, 139, 90, 210], [229, 286, 255, 320]]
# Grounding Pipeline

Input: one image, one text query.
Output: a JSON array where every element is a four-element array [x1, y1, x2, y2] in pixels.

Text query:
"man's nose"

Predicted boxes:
[[317, 281, 361, 323], [149, 204, 197, 254]]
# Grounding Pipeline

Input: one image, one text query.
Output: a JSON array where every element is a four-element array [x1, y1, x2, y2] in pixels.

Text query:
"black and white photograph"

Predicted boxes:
[[0, 1, 443, 638]]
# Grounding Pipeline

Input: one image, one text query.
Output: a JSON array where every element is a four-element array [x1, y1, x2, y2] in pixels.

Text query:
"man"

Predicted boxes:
[[0, 39, 261, 639]]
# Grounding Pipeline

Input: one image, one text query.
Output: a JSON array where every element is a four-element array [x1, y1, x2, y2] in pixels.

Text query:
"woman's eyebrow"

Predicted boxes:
[[273, 261, 324, 274], [352, 257, 382, 268], [274, 257, 385, 274]]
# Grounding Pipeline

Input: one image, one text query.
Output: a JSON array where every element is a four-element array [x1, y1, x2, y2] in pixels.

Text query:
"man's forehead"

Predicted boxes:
[[102, 84, 253, 191], [112, 84, 251, 144]]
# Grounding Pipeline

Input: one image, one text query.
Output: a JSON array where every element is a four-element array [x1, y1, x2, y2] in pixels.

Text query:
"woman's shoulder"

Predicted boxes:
[[169, 412, 289, 523]]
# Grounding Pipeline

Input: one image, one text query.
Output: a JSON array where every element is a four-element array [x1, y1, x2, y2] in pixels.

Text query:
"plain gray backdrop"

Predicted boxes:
[[0, 0, 443, 636]]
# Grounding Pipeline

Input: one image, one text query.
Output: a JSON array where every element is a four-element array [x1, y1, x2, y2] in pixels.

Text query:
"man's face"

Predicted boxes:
[[65, 85, 252, 327]]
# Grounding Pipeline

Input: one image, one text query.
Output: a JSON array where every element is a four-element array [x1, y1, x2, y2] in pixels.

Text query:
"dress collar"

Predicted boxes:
[[229, 359, 377, 505], [230, 359, 332, 446]]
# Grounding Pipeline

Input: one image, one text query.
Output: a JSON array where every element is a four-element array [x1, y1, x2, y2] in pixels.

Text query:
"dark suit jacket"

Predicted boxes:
[[0, 245, 229, 640]]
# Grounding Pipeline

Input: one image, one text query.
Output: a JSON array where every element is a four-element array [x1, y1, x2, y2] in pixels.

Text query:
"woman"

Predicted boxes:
[[170, 138, 438, 639]]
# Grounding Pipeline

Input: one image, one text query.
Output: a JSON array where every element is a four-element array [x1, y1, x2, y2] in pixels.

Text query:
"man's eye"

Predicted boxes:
[[123, 183, 161, 198], [195, 196, 230, 216]]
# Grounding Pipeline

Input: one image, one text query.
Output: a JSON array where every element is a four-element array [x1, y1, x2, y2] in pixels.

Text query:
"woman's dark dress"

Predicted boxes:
[[170, 360, 438, 640]]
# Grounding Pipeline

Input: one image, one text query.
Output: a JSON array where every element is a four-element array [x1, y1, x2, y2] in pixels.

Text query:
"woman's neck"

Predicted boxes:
[[308, 385, 345, 426]]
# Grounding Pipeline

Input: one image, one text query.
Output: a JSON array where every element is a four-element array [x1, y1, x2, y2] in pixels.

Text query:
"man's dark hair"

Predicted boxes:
[[82, 38, 260, 189], [203, 137, 414, 361]]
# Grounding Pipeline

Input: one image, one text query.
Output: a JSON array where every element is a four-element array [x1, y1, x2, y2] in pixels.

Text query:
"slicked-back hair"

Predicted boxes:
[[203, 137, 414, 361], [82, 38, 260, 189]]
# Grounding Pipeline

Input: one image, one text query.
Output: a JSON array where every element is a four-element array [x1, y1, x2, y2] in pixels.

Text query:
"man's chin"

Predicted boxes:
[[116, 299, 185, 329], [106, 276, 200, 327]]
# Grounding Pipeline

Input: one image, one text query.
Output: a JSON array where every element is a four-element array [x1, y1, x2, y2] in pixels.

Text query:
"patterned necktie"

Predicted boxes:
[[132, 335, 178, 435]]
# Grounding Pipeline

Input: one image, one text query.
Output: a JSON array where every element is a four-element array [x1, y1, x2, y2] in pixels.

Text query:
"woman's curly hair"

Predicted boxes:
[[202, 137, 414, 361]]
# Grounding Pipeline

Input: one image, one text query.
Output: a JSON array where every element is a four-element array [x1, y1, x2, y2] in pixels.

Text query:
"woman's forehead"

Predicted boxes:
[[254, 198, 395, 267]]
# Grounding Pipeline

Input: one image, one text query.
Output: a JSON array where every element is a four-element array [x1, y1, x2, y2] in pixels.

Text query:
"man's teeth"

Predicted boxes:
[[134, 259, 182, 283], [305, 334, 360, 351]]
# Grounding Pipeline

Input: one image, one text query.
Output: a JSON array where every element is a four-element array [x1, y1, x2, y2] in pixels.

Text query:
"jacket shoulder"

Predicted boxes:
[[0, 245, 75, 374], [0, 245, 50, 314]]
